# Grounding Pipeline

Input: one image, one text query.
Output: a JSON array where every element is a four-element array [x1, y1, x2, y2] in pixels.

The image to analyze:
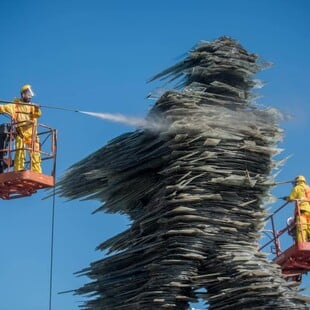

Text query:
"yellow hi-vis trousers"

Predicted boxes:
[[296, 211, 310, 243], [14, 135, 42, 173]]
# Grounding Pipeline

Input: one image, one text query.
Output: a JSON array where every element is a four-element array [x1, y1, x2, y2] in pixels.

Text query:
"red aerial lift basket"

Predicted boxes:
[[0, 121, 57, 199], [0, 170, 54, 199], [260, 200, 310, 282], [274, 241, 310, 278]]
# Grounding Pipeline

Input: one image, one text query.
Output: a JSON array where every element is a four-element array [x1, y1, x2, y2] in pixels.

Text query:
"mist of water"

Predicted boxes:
[[80, 111, 164, 131]]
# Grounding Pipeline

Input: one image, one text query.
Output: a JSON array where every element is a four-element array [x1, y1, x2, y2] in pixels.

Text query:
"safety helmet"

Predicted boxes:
[[20, 84, 34, 96], [295, 175, 306, 183]]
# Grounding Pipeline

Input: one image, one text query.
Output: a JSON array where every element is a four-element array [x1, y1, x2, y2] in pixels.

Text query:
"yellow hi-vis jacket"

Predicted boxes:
[[0, 98, 41, 141], [287, 182, 310, 213]]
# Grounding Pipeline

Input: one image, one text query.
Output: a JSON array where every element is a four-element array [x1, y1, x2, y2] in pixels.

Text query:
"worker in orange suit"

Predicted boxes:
[[0, 85, 42, 173], [286, 175, 310, 243]]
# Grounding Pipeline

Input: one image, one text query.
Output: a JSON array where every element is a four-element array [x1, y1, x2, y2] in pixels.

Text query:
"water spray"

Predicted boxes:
[[0, 99, 157, 129], [79, 111, 148, 127]]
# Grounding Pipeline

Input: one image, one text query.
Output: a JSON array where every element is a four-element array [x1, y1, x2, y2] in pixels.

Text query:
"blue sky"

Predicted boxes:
[[1, 0, 310, 309]]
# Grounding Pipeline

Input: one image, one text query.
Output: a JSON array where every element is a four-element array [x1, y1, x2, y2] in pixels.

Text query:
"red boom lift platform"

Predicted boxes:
[[260, 200, 310, 282], [0, 121, 56, 199]]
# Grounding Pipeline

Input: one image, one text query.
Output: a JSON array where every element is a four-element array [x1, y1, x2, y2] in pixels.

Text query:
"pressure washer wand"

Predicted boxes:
[[0, 99, 81, 113], [39, 104, 81, 113], [275, 180, 294, 186]]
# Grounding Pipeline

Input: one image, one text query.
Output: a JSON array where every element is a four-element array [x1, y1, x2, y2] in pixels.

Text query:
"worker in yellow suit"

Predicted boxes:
[[286, 175, 310, 243], [0, 85, 42, 173]]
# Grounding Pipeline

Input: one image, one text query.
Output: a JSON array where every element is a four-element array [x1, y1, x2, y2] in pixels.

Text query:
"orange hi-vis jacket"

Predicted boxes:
[[288, 182, 310, 213], [0, 98, 41, 141]]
